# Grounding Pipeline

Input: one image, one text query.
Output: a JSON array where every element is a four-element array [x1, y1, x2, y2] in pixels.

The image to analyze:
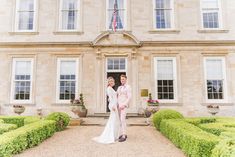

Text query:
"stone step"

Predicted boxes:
[[88, 113, 144, 118], [80, 117, 149, 126]]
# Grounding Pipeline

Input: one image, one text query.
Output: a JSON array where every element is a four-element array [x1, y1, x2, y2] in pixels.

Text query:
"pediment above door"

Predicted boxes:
[[92, 31, 142, 47]]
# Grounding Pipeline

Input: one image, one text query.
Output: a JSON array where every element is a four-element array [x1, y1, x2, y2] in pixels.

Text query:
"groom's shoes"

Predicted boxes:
[[118, 135, 127, 142], [119, 135, 127, 139]]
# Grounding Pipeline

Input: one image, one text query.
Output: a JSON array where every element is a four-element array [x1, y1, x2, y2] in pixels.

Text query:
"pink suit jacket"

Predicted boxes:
[[117, 84, 131, 108]]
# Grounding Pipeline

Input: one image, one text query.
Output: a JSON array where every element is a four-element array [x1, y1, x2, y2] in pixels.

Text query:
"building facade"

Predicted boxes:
[[0, 0, 235, 117]]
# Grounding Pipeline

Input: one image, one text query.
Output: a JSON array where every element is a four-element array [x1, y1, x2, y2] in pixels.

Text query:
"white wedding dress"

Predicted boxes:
[[93, 86, 120, 144]]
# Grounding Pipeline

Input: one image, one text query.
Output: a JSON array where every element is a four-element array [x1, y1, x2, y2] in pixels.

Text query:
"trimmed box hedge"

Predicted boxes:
[[23, 116, 41, 125], [159, 119, 220, 157], [45, 112, 70, 131], [0, 120, 56, 157], [212, 138, 235, 157], [152, 109, 184, 130], [198, 123, 235, 136], [0, 124, 17, 134], [0, 116, 25, 127], [185, 117, 216, 126]]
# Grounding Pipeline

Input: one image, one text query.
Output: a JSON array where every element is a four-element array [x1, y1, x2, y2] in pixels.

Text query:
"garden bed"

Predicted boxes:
[[153, 109, 235, 157]]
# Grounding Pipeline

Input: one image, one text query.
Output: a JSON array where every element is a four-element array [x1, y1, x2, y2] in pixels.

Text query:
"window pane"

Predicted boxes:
[[207, 80, 224, 99], [107, 58, 126, 70], [109, 0, 124, 9], [206, 59, 223, 79], [108, 10, 124, 30], [18, 0, 34, 30], [155, 0, 172, 29], [62, 11, 77, 30], [59, 59, 77, 101], [18, 11, 34, 30], [61, 0, 78, 30], [157, 80, 174, 100], [60, 61, 76, 75], [19, 0, 34, 11], [156, 0, 171, 9], [62, 0, 78, 10], [157, 60, 173, 80], [203, 12, 219, 28], [202, 0, 218, 9], [156, 58, 175, 100]]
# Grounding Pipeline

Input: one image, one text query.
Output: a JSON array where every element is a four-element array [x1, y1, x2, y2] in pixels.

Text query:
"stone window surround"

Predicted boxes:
[[10, 57, 34, 104], [153, 56, 179, 103], [12, 0, 38, 33], [56, 57, 80, 104], [55, 0, 82, 33], [199, 0, 224, 30], [152, 0, 175, 30], [203, 56, 228, 103]]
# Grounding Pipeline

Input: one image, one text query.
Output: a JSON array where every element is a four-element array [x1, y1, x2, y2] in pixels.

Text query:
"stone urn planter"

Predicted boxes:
[[207, 104, 220, 116], [70, 93, 87, 118], [37, 108, 43, 118], [146, 104, 160, 114], [13, 105, 25, 115]]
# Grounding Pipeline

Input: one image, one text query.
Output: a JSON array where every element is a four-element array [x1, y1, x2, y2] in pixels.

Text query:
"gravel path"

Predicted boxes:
[[15, 126, 185, 157]]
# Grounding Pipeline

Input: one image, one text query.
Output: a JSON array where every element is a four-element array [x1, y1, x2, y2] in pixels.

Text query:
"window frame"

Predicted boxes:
[[154, 57, 178, 103], [15, 0, 37, 32], [58, 0, 81, 32], [10, 58, 34, 104], [106, 57, 127, 73], [152, 0, 175, 30], [106, 0, 127, 31], [56, 58, 79, 104], [203, 57, 227, 103], [200, 0, 223, 29]]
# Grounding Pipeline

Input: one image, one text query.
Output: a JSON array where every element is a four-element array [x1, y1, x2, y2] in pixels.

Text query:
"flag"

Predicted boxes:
[[112, 1, 117, 31], [109, 0, 123, 31]]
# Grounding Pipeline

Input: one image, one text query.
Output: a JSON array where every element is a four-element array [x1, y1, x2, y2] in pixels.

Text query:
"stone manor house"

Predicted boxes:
[[0, 0, 235, 117]]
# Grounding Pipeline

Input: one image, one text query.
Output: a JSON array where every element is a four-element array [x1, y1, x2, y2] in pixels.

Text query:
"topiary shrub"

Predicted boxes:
[[45, 112, 70, 131], [153, 109, 184, 130]]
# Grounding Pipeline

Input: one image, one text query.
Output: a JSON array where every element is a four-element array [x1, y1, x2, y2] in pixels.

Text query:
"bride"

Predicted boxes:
[[93, 77, 120, 144]]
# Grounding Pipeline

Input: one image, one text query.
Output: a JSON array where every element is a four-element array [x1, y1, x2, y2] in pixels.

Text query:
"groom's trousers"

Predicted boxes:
[[119, 108, 127, 135]]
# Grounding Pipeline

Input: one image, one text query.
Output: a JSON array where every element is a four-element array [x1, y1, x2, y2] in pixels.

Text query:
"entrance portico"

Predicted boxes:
[[92, 32, 141, 114]]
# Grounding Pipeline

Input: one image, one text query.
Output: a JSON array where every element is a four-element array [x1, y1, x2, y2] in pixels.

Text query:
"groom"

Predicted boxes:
[[117, 74, 131, 142]]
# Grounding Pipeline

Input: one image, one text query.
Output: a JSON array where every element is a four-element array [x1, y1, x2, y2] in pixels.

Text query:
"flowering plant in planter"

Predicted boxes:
[[207, 104, 219, 109], [147, 93, 159, 106], [13, 105, 25, 108], [70, 93, 87, 117]]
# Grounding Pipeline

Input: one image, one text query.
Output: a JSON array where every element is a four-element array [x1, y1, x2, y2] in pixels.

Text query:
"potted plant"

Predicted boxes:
[[207, 104, 220, 116], [78, 93, 87, 117], [146, 93, 159, 114], [70, 93, 87, 118], [13, 105, 25, 115]]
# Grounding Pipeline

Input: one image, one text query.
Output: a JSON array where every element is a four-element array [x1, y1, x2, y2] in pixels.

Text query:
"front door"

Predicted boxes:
[[106, 57, 127, 112]]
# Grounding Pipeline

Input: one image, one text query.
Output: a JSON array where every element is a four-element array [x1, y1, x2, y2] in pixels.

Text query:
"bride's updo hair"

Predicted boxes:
[[107, 76, 115, 87]]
